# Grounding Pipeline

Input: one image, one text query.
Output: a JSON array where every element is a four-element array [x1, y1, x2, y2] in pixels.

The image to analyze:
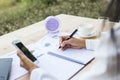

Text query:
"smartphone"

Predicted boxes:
[[12, 40, 38, 63]]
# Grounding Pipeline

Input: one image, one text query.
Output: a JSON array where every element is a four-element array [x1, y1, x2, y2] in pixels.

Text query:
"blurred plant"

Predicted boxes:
[[0, 0, 109, 36], [90, 0, 97, 2], [40, 0, 57, 5], [16, 0, 21, 2], [21, 0, 32, 5]]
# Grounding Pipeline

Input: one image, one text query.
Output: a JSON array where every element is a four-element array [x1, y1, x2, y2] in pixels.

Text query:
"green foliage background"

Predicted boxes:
[[0, 0, 109, 36]]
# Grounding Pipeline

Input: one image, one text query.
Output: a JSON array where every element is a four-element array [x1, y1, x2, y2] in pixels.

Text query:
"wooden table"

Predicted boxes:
[[0, 14, 102, 80]]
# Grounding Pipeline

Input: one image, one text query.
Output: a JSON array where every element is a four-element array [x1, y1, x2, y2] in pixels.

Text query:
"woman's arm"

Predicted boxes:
[[17, 51, 56, 80], [59, 36, 99, 51]]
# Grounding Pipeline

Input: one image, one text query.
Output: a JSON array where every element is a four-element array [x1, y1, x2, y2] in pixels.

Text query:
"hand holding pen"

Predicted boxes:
[[59, 29, 86, 51]]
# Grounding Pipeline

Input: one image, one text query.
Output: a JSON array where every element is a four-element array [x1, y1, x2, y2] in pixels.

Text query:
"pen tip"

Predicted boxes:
[[59, 46, 61, 49]]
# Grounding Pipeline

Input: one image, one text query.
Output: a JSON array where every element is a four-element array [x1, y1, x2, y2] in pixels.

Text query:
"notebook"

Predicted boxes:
[[48, 48, 94, 65], [0, 58, 12, 80], [35, 32, 95, 65], [37, 54, 84, 80]]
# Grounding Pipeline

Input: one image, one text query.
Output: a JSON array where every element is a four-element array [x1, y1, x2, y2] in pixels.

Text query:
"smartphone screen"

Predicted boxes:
[[16, 42, 37, 62]]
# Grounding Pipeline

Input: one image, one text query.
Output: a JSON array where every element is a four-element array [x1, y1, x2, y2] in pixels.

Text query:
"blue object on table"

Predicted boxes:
[[45, 16, 60, 33], [44, 43, 51, 47], [0, 58, 12, 80]]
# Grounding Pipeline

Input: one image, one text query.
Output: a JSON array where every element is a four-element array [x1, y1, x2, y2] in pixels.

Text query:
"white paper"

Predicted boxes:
[[49, 48, 94, 65], [37, 54, 84, 80], [36, 32, 95, 65]]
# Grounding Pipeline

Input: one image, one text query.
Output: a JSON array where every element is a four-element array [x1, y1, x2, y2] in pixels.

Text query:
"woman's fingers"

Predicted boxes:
[[61, 44, 71, 51], [17, 51, 25, 61], [20, 61, 24, 67], [17, 51, 27, 67], [59, 36, 69, 45], [17, 50, 38, 73], [17, 50, 32, 65], [59, 36, 65, 45], [61, 40, 70, 47]]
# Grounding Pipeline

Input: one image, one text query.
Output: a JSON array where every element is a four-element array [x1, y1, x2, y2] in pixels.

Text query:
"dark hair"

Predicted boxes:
[[104, 0, 120, 74], [105, 0, 120, 22]]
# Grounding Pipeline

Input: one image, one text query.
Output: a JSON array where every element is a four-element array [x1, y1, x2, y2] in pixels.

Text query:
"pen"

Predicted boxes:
[[59, 29, 78, 49]]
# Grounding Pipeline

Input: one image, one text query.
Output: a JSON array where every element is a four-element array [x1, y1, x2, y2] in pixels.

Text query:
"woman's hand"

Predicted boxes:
[[59, 36, 86, 51], [17, 50, 38, 73]]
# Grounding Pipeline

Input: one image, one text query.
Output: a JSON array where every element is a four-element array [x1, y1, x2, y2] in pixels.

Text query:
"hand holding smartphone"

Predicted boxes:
[[12, 40, 39, 64]]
